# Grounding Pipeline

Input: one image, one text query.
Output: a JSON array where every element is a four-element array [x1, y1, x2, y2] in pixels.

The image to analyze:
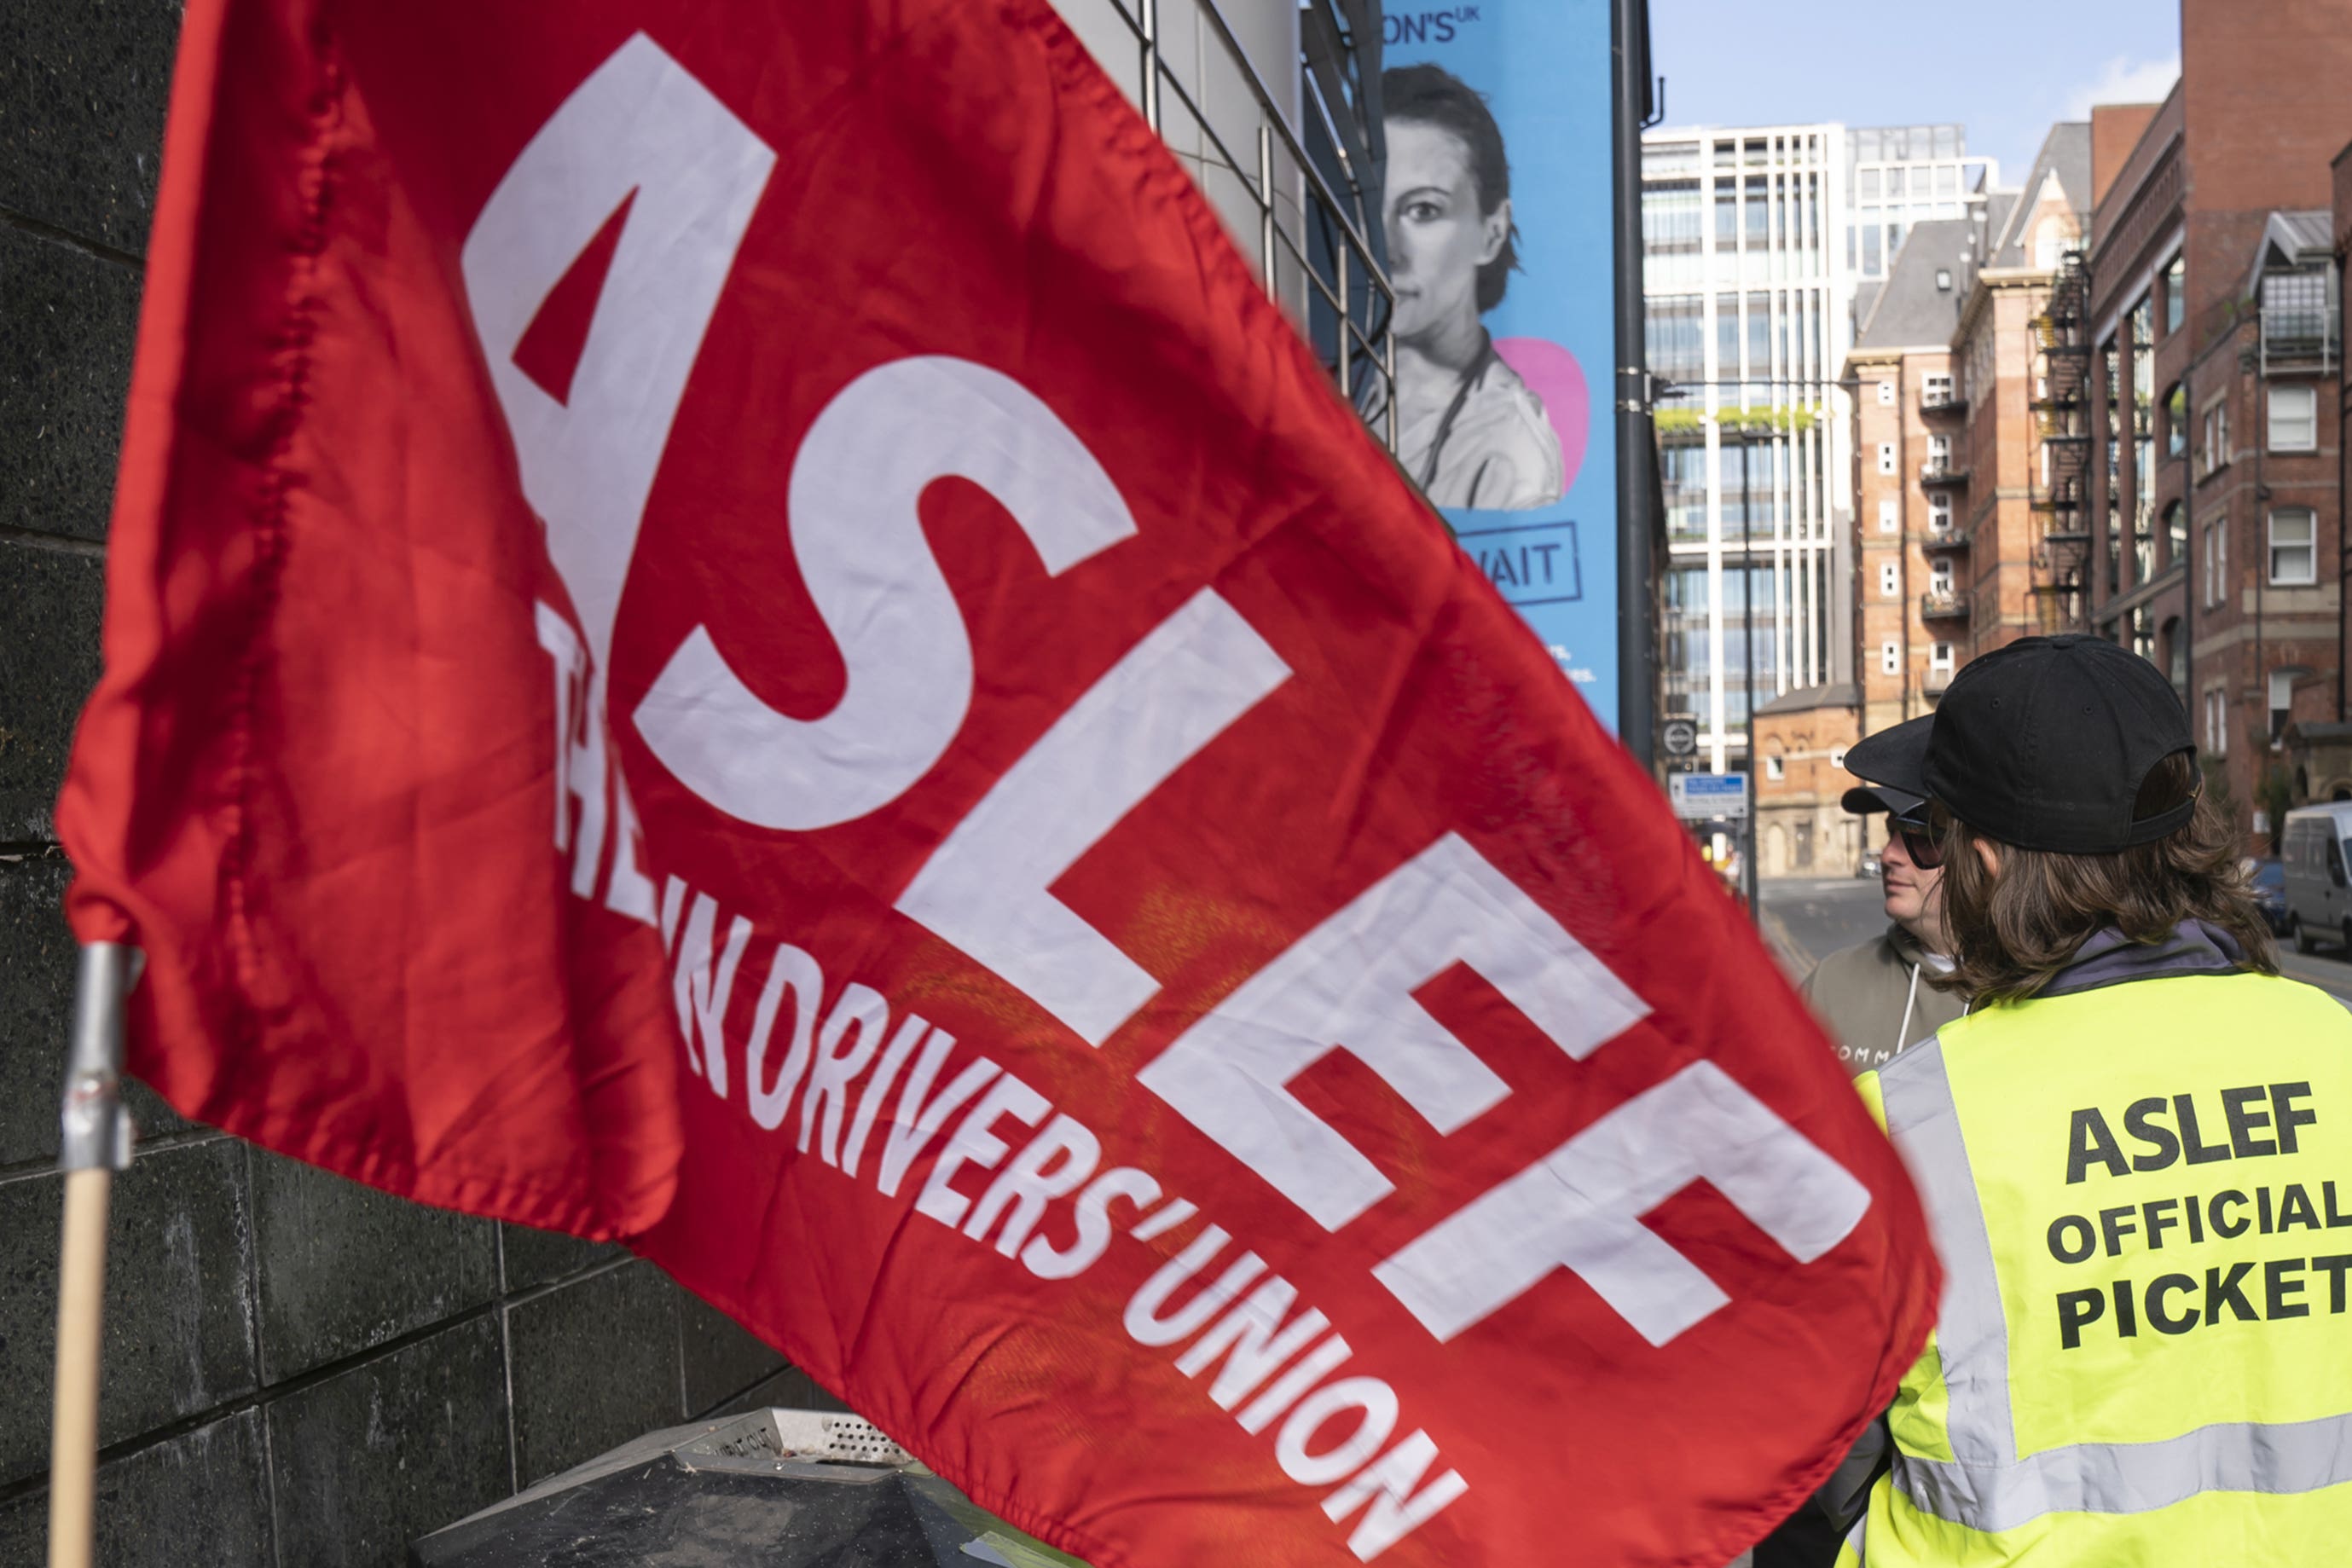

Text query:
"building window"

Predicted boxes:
[[2204, 518, 2227, 608], [1927, 433, 1950, 466], [2272, 669, 2300, 742], [2163, 253, 2186, 335], [1880, 639, 1901, 676], [1766, 754, 1787, 781], [1877, 442, 1897, 475], [2270, 385, 2318, 452], [1928, 491, 1953, 534], [2269, 508, 2318, 584], [1929, 558, 1955, 596], [2202, 401, 2230, 476], [1879, 498, 1898, 533], [1924, 373, 1954, 407], [1829, 746, 1848, 771], [1877, 379, 1896, 406], [2164, 500, 2186, 569], [1930, 641, 1955, 675], [2163, 617, 2187, 696], [2165, 384, 2187, 457], [1880, 561, 1901, 597], [2205, 688, 2228, 757]]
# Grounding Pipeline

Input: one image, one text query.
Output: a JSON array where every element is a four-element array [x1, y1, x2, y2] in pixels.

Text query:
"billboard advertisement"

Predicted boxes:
[[1370, 2, 1620, 729]]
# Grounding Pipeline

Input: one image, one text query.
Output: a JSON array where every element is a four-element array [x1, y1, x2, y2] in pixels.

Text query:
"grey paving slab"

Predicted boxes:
[[266, 1316, 513, 1568], [0, 1138, 255, 1486], [506, 1258, 681, 1486], [0, 536, 103, 842], [0, 1409, 271, 1568], [0, 223, 139, 543], [678, 1286, 786, 1417], [0, 0, 182, 252], [498, 1219, 620, 1293], [252, 1146, 500, 1384]]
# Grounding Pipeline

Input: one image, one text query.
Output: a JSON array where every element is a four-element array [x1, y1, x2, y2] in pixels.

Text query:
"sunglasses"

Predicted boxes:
[[1891, 815, 1944, 870]]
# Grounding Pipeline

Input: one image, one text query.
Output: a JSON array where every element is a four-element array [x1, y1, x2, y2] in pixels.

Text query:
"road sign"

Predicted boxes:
[[1670, 771, 1749, 821], [1660, 719, 1698, 759]]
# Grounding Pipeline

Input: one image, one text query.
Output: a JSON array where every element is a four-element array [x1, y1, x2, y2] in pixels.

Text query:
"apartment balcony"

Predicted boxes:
[[1922, 521, 1969, 551], [1921, 387, 1967, 416], [1924, 667, 1955, 696], [2261, 304, 2339, 373], [1920, 589, 1971, 622], [1920, 456, 1969, 488]]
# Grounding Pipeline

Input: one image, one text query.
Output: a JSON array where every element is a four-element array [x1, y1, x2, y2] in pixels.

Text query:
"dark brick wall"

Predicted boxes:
[[0, 6, 824, 1562]]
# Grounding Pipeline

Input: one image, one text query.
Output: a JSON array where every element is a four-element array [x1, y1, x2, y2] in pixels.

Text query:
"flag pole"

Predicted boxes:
[[49, 942, 140, 1568]]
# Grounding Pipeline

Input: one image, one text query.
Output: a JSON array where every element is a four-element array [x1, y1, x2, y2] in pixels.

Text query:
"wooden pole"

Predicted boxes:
[[47, 943, 139, 1568], [48, 1169, 113, 1568]]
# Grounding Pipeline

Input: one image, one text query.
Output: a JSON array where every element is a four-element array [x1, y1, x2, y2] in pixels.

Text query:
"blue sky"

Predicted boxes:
[[1648, 0, 2181, 188]]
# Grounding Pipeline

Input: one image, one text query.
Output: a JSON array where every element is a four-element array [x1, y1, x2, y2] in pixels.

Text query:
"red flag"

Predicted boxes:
[[60, 1, 1938, 1563]]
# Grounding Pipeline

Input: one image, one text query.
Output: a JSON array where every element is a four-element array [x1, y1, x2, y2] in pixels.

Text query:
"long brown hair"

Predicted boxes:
[[1934, 751, 2277, 1004]]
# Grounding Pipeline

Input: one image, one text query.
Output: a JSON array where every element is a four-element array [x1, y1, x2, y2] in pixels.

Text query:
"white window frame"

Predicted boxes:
[[1879, 498, 1899, 534], [2271, 669, 2299, 743], [1828, 747, 1849, 771], [1927, 491, 1953, 534], [1880, 639, 1901, 676], [1930, 641, 1955, 674], [1880, 561, 1901, 597], [2202, 401, 2231, 477], [1876, 379, 1896, 406], [2269, 507, 2318, 586], [2205, 687, 2228, 758], [2269, 385, 2318, 453], [1924, 373, 1954, 407], [1877, 441, 1897, 475], [1765, 754, 1787, 781], [1928, 558, 1955, 595], [1927, 433, 1951, 465]]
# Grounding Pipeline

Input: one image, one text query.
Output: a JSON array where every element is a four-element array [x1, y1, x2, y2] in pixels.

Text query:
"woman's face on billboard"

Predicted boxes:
[[1384, 119, 1508, 352]]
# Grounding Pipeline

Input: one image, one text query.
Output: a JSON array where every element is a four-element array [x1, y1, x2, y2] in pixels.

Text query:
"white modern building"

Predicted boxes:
[[1644, 122, 1996, 771]]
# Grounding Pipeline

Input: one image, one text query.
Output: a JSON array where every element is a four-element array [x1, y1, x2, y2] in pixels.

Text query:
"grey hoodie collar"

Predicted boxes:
[[2038, 919, 2249, 999]]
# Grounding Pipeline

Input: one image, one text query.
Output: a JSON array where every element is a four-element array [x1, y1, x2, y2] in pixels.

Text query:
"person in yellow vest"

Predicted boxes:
[[1830, 634, 2352, 1566]]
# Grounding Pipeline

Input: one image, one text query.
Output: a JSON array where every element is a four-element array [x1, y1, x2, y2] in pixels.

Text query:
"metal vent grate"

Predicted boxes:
[[765, 1409, 915, 1468]]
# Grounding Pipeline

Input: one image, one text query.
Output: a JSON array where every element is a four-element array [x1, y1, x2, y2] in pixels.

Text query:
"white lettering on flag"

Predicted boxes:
[[896, 587, 1291, 1045], [1374, 1061, 1872, 1346], [476, 38, 770, 921], [635, 356, 1139, 830], [1137, 832, 1652, 1230]]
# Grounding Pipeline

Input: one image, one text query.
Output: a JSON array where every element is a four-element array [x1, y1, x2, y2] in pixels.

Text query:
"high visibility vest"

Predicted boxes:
[[1835, 970, 2352, 1566]]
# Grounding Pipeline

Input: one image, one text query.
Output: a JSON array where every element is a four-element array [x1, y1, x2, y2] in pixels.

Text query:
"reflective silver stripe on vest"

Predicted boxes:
[[1841, 1513, 1867, 1565], [1892, 1414, 2352, 1534], [1878, 1037, 2013, 1470], [1877, 1037, 2352, 1535]]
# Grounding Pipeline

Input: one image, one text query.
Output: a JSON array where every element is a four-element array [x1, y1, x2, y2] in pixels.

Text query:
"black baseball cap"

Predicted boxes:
[[1844, 716, 1933, 821], [1840, 781, 1928, 820], [1851, 635, 2195, 853]]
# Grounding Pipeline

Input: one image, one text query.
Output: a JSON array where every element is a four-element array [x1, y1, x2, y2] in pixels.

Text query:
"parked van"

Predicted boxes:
[[2280, 802, 2352, 952]]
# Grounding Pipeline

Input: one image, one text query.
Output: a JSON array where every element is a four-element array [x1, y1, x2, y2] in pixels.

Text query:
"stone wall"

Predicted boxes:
[[0, 7, 827, 1563]]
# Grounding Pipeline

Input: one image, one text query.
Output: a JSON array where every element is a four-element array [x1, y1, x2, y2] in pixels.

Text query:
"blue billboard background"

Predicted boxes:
[[1379, 1, 1619, 730]]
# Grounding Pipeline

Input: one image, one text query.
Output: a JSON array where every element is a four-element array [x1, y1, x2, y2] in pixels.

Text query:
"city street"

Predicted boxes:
[[1759, 877, 2352, 1006]]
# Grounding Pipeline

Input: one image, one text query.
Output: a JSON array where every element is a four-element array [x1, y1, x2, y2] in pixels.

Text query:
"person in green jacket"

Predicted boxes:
[[1799, 718, 1967, 1076]]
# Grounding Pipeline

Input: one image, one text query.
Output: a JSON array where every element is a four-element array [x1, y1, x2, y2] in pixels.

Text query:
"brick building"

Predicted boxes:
[[2082, 3, 2352, 848], [1752, 684, 1863, 877], [1953, 124, 2095, 651], [1846, 219, 1970, 740]]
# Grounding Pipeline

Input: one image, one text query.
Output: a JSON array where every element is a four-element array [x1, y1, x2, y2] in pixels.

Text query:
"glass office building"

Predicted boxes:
[[1848, 125, 1999, 286], [1644, 122, 1992, 770]]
